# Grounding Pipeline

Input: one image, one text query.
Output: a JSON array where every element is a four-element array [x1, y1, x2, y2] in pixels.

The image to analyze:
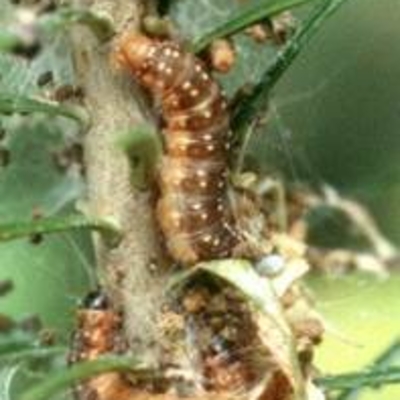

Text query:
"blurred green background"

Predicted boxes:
[[0, 0, 399, 398], [271, 1, 400, 398]]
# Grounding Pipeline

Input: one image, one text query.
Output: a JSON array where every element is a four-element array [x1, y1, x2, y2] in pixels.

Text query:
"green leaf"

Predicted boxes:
[[232, 0, 353, 157], [318, 366, 400, 391], [0, 94, 89, 126], [192, 0, 318, 52], [0, 214, 122, 247], [0, 330, 65, 362], [0, 116, 92, 333], [20, 356, 140, 400], [0, 9, 91, 345], [0, 342, 65, 363], [0, 335, 36, 357]]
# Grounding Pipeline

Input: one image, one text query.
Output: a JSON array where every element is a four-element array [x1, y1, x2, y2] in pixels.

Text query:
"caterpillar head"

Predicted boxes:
[[114, 32, 184, 94]]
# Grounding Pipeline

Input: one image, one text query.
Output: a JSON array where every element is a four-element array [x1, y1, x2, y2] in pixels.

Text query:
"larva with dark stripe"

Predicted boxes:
[[68, 291, 134, 400], [115, 33, 237, 265]]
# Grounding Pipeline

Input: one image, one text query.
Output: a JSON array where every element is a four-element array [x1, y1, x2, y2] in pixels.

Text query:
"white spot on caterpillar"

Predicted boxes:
[[190, 89, 199, 97], [213, 237, 220, 247], [148, 47, 157, 57], [182, 81, 191, 90], [202, 235, 212, 243], [158, 62, 166, 71], [201, 213, 208, 220], [191, 203, 202, 211], [173, 178, 182, 186], [199, 180, 207, 188], [171, 214, 181, 228], [163, 48, 172, 56], [206, 144, 215, 151], [203, 110, 212, 119], [196, 170, 206, 177]]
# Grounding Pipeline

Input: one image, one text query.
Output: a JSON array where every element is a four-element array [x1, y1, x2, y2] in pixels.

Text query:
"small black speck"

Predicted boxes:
[[53, 85, 84, 102], [12, 41, 42, 59], [29, 233, 44, 245], [19, 314, 43, 333], [0, 146, 11, 167], [37, 70, 53, 87], [81, 290, 109, 310], [0, 280, 14, 297], [0, 124, 6, 141]]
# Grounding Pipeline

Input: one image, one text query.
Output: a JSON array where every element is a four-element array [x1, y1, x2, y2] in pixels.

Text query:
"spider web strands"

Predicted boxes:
[[0, 214, 121, 246], [191, 0, 318, 53], [232, 0, 354, 156]]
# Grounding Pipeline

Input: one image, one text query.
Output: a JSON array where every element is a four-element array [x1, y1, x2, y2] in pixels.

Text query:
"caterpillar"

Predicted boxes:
[[115, 33, 237, 265], [68, 291, 135, 400]]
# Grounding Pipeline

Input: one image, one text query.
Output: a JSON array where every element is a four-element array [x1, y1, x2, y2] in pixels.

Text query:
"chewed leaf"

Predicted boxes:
[[197, 259, 289, 320], [194, 259, 305, 399]]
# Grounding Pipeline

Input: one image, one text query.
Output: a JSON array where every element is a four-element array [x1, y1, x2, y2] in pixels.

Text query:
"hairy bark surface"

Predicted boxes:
[[67, 0, 163, 363]]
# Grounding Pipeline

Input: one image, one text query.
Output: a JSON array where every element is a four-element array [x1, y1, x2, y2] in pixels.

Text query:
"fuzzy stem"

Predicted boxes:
[[66, 0, 164, 362]]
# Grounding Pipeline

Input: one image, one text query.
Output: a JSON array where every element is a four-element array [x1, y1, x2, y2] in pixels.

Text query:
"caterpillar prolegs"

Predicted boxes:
[[115, 34, 237, 265]]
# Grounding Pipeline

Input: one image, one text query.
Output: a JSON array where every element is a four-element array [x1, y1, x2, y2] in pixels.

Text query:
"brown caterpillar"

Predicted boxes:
[[115, 33, 237, 265]]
